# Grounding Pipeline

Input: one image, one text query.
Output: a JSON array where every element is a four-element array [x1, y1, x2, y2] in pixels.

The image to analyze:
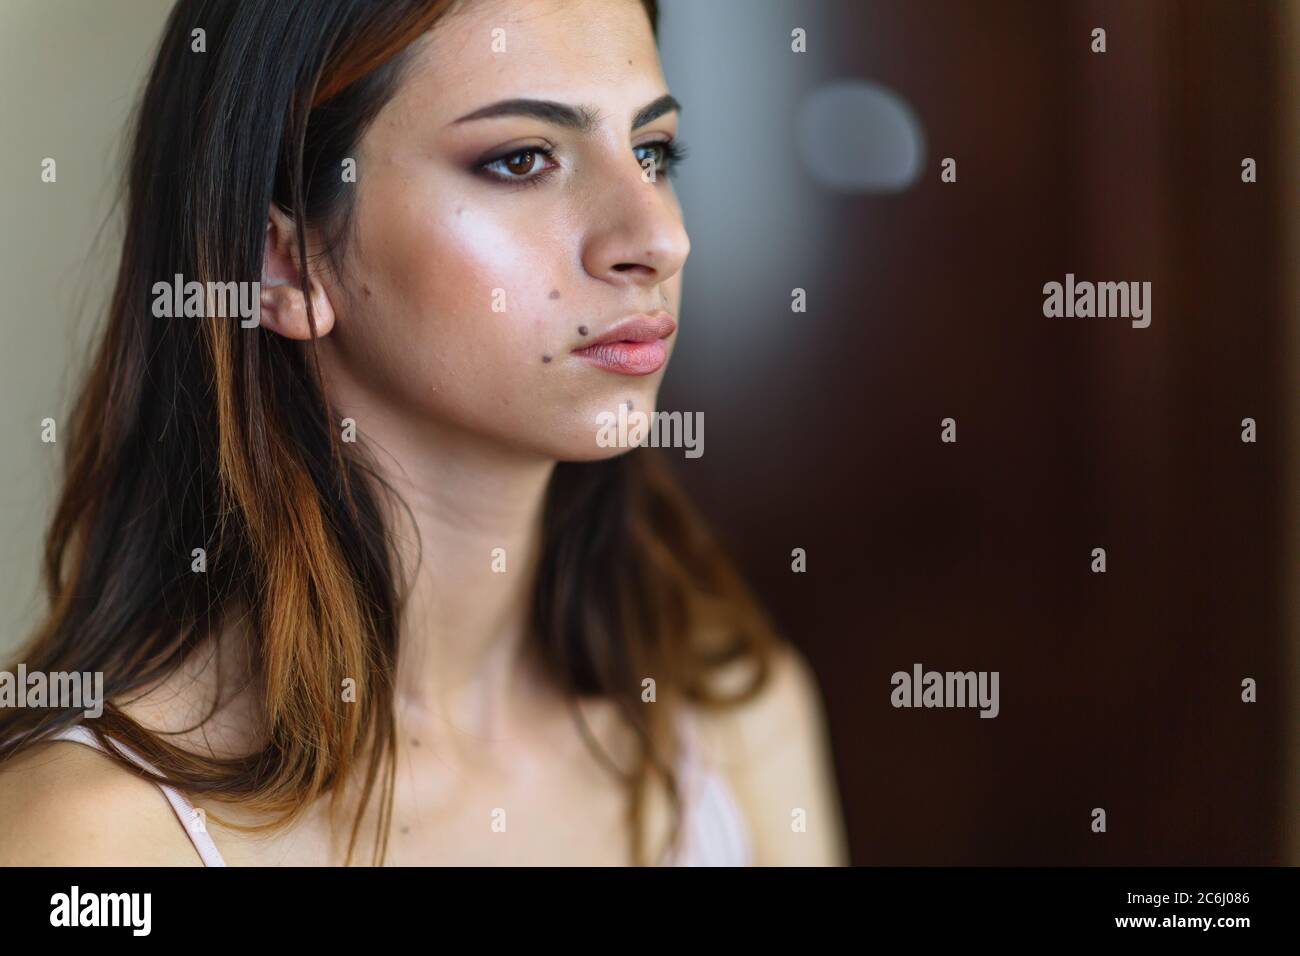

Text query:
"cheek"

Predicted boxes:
[[345, 186, 592, 429], [375, 193, 571, 361]]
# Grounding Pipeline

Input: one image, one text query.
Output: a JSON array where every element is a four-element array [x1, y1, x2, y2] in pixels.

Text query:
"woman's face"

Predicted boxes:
[[317, 0, 689, 462]]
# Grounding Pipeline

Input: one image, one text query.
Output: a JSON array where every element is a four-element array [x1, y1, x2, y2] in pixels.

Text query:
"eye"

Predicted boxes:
[[478, 146, 558, 185], [634, 139, 688, 179], [475, 139, 689, 187]]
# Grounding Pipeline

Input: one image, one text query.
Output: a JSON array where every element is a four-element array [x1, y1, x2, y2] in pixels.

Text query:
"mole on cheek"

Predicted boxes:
[[362, 284, 372, 297], [578, 325, 588, 336], [549, 289, 560, 300], [542, 354, 553, 363]]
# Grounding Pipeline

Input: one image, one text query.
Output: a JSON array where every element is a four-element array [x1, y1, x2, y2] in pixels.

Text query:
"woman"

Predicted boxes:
[[0, 0, 847, 866]]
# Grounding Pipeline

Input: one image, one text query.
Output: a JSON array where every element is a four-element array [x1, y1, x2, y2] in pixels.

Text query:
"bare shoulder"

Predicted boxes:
[[690, 643, 851, 866], [0, 740, 202, 866], [0, 629, 261, 867]]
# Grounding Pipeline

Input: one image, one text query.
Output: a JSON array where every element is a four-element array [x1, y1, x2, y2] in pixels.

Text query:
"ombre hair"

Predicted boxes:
[[0, 0, 777, 866]]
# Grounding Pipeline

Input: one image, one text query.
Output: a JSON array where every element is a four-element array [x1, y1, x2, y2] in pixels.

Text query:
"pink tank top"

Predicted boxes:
[[43, 711, 752, 866], [660, 709, 754, 866]]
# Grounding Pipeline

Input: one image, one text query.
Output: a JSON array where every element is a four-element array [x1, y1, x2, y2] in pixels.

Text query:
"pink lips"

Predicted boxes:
[[571, 311, 676, 376]]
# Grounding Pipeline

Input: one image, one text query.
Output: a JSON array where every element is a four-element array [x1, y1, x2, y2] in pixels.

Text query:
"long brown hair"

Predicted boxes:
[[0, 0, 777, 866]]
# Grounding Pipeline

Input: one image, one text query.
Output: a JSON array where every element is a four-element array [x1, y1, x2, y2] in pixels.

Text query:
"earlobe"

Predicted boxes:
[[259, 207, 336, 340], [258, 278, 336, 340]]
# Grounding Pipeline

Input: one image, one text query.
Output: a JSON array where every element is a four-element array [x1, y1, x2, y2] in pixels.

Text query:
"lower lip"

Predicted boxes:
[[572, 340, 667, 375]]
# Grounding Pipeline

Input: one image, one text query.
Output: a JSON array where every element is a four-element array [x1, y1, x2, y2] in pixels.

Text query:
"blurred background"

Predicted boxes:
[[1, 0, 1296, 864]]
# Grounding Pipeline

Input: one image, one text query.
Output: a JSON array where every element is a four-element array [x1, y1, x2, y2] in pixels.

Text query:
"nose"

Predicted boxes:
[[580, 150, 691, 292]]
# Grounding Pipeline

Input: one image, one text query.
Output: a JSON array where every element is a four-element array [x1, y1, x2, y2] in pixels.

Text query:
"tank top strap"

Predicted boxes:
[[666, 707, 754, 866], [42, 724, 228, 867]]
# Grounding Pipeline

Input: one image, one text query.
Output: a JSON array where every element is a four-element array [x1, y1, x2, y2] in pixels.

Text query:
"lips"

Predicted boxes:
[[571, 311, 676, 376]]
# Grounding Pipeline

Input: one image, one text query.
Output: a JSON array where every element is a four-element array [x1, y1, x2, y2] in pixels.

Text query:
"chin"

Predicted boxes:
[[555, 443, 641, 465], [526, 396, 662, 463]]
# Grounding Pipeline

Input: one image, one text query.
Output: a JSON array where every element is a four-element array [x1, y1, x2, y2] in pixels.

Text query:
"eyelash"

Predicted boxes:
[[476, 139, 689, 188]]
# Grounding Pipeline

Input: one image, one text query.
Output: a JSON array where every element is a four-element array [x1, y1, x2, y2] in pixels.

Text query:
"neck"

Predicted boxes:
[[359, 412, 560, 752]]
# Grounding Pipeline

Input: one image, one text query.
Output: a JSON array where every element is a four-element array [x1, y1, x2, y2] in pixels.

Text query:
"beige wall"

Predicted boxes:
[[0, 0, 172, 654]]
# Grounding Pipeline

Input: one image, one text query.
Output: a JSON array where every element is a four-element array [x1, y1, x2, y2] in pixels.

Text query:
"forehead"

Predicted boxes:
[[394, 0, 665, 123]]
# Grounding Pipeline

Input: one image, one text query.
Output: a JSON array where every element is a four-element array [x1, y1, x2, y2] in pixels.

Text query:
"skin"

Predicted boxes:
[[0, 0, 849, 866]]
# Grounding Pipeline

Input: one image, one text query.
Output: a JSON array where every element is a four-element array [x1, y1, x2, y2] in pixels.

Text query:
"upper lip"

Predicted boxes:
[[575, 311, 676, 349]]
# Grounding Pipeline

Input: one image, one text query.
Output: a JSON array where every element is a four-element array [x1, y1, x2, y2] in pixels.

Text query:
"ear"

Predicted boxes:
[[259, 203, 336, 340]]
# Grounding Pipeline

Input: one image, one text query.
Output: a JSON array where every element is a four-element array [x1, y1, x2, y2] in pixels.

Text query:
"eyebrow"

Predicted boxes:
[[451, 93, 681, 132]]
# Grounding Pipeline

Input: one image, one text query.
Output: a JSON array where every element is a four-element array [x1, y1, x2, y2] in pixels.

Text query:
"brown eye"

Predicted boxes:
[[504, 150, 537, 176], [480, 146, 554, 183]]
